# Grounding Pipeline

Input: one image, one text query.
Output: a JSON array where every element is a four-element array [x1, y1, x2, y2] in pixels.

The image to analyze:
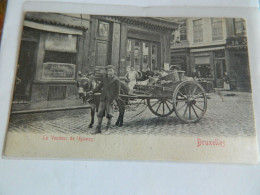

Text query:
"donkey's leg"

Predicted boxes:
[[89, 104, 95, 128], [115, 113, 120, 126]]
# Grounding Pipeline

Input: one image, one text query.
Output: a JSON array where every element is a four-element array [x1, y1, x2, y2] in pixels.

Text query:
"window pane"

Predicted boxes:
[[234, 18, 246, 35], [134, 41, 141, 70], [212, 18, 223, 41], [142, 42, 149, 70], [151, 44, 157, 69], [193, 19, 203, 43], [179, 20, 187, 41], [126, 40, 132, 66], [196, 64, 212, 78]]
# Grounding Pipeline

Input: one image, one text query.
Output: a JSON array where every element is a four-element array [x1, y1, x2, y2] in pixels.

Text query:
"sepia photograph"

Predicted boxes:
[[3, 12, 258, 163]]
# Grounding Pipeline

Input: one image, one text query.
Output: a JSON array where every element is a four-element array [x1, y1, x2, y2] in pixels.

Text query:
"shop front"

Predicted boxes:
[[88, 16, 178, 79], [15, 14, 177, 104], [190, 47, 226, 87], [170, 49, 190, 75], [15, 13, 90, 103], [226, 36, 251, 92]]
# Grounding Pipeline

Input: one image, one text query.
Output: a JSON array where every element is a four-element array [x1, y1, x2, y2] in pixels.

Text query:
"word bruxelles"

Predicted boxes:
[[197, 138, 225, 147]]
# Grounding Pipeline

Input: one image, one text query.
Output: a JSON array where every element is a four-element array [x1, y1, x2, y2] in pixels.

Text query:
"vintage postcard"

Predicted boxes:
[[3, 12, 258, 163]]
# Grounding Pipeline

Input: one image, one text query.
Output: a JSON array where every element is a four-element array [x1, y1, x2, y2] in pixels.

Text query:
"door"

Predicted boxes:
[[14, 41, 36, 102], [94, 20, 111, 76], [214, 59, 226, 88]]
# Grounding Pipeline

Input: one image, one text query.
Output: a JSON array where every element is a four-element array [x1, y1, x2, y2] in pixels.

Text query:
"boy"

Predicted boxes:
[[91, 65, 120, 134]]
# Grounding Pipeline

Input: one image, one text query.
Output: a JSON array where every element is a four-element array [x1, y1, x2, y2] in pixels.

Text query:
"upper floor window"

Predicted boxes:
[[179, 20, 187, 41], [234, 18, 246, 35], [193, 19, 203, 43], [211, 18, 223, 41]]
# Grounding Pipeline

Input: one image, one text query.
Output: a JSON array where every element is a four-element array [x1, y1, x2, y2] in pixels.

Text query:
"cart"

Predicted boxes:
[[124, 69, 208, 123]]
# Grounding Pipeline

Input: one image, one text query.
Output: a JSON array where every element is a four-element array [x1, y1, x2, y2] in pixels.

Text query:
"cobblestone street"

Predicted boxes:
[[8, 91, 256, 137]]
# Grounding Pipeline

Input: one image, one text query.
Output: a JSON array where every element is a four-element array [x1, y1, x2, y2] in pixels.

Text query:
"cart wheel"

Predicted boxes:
[[147, 98, 175, 117], [173, 81, 207, 123]]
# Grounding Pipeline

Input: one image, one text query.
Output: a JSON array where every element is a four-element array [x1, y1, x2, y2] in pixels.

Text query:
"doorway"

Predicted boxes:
[[214, 59, 226, 88], [14, 41, 37, 102], [126, 38, 160, 72]]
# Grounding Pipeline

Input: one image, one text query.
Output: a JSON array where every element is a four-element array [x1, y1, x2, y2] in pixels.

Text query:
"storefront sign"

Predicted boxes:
[[227, 37, 247, 47], [42, 63, 76, 80]]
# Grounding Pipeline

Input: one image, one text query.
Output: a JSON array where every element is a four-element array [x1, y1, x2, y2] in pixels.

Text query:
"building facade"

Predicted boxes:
[[15, 13, 178, 103], [170, 17, 250, 91]]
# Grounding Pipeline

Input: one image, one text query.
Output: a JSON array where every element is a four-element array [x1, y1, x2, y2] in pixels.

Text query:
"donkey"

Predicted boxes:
[[77, 74, 129, 128]]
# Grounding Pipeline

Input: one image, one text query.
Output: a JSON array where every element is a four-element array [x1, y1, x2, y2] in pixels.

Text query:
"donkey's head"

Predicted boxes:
[[77, 76, 90, 100]]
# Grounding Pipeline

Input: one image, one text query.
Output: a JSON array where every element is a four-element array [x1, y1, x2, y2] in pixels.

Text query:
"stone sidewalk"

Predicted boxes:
[[7, 91, 256, 137]]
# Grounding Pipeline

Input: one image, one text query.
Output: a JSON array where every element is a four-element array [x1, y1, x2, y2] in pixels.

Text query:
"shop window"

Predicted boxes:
[[44, 32, 77, 66], [44, 51, 77, 64], [134, 41, 141, 70], [43, 32, 78, 80], [127, 38, 159, 71], [126, 39, 132, 68], [151, 44, 158, 69], [196, 65, 212, 78], [170, 20, 187, 43], [171, 56, 187, 72], [234, 18, 246, 35], [45, 33, 77, 53], [211, 18, 223, 41], [143, 42, 149, 69], [193, 19, 203, 43]]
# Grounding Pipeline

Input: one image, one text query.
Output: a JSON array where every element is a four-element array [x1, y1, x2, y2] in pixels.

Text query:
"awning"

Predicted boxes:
[[190, 46, 225, 53], [24, 20, 83, 35], [25, 12, 89, 29], [96, 16, 179, 31]]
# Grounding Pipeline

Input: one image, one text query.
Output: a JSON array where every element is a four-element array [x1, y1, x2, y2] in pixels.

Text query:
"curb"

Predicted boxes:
[[11, 105, 91, 115]]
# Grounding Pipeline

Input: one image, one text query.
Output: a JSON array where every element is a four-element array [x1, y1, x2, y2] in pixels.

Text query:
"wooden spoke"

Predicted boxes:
[[166, 100, 174, 105], [189, 105, 191, 120], [183, 86, 190, 98], [191, 104, 199, 119], [173, 81, 207, 123], [165, 101, 171, 111], [147, 99, 175, 117], [193, 103, 203, 111], [183, 105, 189, 117], [163, 103, 165, 115], [150, 100, 160, 107], [155, 102, 162, 113], [191, 85, 198, 97], [177, 91, 188, 100], [193, 92, 204, 99]]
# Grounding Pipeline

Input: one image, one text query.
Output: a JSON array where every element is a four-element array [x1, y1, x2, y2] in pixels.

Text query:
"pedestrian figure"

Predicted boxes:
[[91, 65, 120, 134], [160, 68, 168, 77], [125, 66, 139, 92], [223, 72, 230, 91], [141, 66, 154, 81]]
